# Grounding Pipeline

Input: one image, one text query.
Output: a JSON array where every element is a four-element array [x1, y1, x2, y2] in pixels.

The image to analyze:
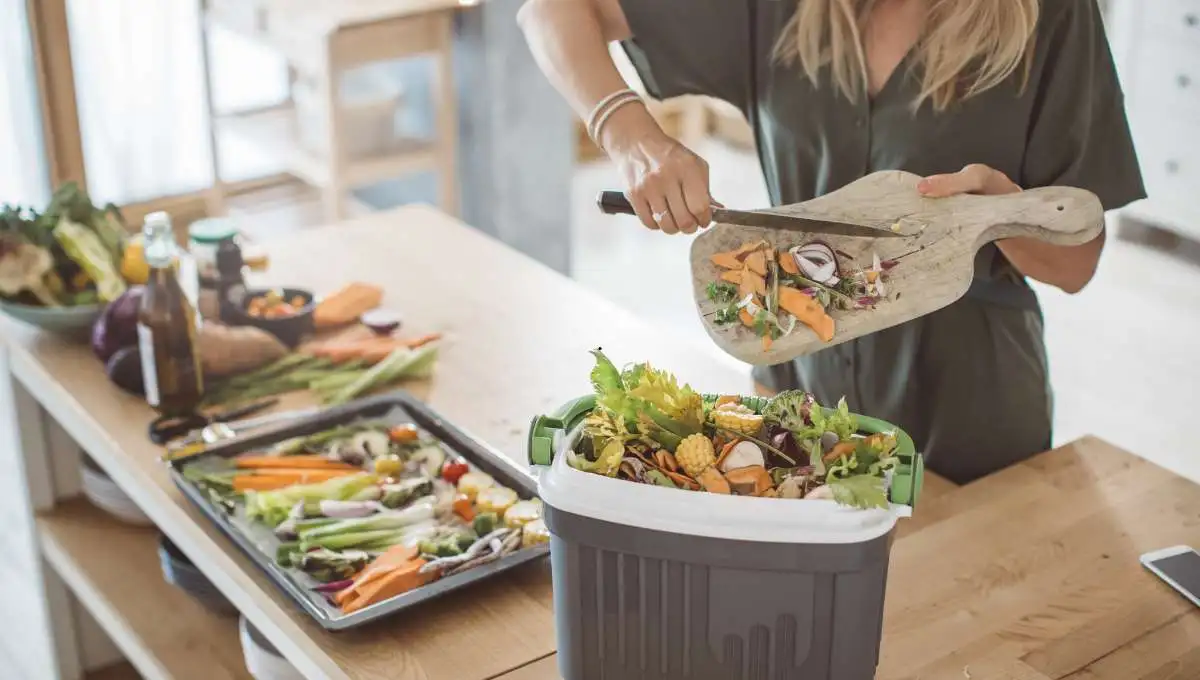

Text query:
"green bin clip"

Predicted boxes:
[[528, 395, 595, 467]]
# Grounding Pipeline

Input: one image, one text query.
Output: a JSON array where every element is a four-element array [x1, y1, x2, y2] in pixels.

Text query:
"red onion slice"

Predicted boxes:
[[790, 242, 841, 285]]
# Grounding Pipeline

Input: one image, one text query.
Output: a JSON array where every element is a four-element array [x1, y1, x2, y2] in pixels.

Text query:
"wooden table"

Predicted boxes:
[[490, 437, 1200, 680], [2, 205, 1197, 680]]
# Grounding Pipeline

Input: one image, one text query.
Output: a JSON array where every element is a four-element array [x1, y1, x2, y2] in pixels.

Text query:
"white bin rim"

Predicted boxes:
[[536, 424, 910, 545]]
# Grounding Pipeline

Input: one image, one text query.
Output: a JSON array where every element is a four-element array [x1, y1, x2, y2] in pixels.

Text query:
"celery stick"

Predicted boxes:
[[300, 528, 409, 551]]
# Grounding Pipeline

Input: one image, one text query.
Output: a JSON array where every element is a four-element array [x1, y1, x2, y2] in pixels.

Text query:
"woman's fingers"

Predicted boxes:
[[918, 164, 1021, 197], [624, 190, 660, 231], [665, 183, 700, 234], [681, 159, 713, 228], [645, 192, 679, 234]]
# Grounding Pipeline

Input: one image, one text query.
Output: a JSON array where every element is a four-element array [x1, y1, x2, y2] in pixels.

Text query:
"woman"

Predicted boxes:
[[518, 0, 1144, 483]]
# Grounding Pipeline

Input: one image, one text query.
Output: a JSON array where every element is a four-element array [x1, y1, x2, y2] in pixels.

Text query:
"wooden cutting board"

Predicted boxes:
[[690, 170, 1104, 365]]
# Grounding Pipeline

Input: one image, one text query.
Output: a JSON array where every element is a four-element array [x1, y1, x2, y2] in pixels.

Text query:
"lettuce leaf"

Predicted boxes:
[[826, 474, 889, 510], [572, 409, 631, 476], [589, 349, 638, 427]]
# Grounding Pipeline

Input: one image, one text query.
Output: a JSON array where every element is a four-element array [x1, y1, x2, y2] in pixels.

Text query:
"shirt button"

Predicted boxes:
[[855, 118, 865, 128]]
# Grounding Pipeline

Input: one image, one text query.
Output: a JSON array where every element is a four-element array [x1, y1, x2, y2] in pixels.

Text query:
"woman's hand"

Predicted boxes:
[[599, 105, 714, 234], [916, 164, 1105, 294], [917, 163, 1021, 197]]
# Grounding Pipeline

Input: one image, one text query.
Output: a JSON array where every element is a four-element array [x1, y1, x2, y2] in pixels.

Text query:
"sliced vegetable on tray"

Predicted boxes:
[[179, 416, 545, 617]]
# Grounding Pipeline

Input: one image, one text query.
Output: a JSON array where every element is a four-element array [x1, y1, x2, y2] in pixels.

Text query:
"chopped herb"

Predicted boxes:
[[706, 281, 738, 304], [713, 305, 740, 325]]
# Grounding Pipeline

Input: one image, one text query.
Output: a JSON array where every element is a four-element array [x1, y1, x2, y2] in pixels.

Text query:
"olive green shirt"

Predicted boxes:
[[618, 0, 1145, 483]]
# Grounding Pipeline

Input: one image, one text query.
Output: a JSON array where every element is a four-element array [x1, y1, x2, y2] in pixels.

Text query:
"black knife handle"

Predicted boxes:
[[596, 191, 637, 216]]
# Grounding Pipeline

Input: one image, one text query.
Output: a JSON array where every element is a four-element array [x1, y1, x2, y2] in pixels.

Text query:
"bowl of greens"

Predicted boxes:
[[1, 183, 131, 336]]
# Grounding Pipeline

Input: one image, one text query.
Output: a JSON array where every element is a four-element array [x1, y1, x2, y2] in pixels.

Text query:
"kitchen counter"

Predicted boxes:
[[2, 205, 1198, 680], [0, 205, 751, 680], [491, 438, 1200, 680]]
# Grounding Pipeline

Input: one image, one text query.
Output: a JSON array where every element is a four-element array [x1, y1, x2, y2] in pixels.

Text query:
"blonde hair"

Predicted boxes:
[[775, 0, 1040, 110]]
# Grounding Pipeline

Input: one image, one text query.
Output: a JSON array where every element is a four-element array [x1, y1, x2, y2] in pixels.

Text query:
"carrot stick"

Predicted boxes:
[[403, 333, 442, 349], [232, 469, 356, 491], [235, 455, 358, 470], [233, 475, 304, 492]]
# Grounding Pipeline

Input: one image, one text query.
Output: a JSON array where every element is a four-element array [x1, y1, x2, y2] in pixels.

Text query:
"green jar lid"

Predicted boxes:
[[188, 217, 238, 244]]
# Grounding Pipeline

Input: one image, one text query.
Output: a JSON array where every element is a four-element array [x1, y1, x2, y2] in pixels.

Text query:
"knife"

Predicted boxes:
[[596, 190, 904, 238]]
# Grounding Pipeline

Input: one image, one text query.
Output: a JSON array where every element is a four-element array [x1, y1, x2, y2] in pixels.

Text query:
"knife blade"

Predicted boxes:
[[596, 190, 904, 238]]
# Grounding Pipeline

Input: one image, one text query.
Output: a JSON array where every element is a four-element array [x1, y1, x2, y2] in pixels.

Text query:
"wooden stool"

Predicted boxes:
[[200, 0, 462, 222]]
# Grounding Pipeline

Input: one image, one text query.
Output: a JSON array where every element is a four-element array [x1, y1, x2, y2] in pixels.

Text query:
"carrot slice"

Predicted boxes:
[[235, 456, 357, 470], [744, 250, 768, 276], [778, 287, 834, 342], [452, 496, 475, 522], [710, 252, 742, 269], [778, 251, 799, 275]]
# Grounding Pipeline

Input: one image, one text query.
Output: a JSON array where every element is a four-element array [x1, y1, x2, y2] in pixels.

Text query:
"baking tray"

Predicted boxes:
[[168, 391, 549, 631]]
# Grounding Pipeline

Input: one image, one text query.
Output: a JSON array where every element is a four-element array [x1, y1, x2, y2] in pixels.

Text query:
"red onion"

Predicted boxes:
[[790, 243, 840, 285], [312, 579, 354, 593]]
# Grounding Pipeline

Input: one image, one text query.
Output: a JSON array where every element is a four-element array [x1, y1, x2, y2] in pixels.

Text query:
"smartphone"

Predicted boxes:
[[1140, 545, 1200, 607]]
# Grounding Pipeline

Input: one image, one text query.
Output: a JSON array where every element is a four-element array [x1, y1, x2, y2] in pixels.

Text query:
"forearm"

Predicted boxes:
[[517, 0, 661, 151], [996, 229, 1105, 294]]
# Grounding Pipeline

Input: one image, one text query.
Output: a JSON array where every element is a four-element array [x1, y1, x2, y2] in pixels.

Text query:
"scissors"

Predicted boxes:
[[148, 398, 279, 445]]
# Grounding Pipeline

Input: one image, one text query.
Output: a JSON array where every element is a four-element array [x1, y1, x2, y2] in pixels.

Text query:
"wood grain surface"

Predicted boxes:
[[493, 437, 1200, 680], [691, 170, 1105, 364]]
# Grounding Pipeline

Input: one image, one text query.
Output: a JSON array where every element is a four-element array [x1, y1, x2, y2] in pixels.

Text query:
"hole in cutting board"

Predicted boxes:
[[1057, 205, 1065, 211]]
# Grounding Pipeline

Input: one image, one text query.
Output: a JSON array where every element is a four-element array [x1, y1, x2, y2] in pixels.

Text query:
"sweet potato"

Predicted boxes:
[[730, 240, 769, 259], [720, 270, 743, 285], [337, 545, 435, 613], [711, 252, 742, 270], [778, 251, 799, 275], [198, 323, 288, 377], [744, 250, 768, 277], [738, 268, 767, 299], [697, 467, 731, 494], [724, 465, 774, 496], [778, 287, 835, 342], [341, 560, 434, 613], [314, 282, 384, 329]]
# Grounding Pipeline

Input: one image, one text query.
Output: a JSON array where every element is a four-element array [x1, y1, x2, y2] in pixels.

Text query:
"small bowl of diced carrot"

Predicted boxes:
[[231, 287, 316, 347]]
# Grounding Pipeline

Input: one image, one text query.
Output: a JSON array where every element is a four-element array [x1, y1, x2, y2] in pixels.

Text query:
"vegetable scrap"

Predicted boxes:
[[182, 420, 547, 614], [314, 282, 384, 329], [246, 289, 309, 319], [567, 350, 902, 510], [201, 336, 440, 408], [1, 183, 131, 307], [705, 238, 894, 350]]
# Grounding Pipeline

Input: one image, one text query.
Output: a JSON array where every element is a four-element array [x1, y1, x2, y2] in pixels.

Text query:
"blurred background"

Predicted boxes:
[[1, 0, 1197, 483]]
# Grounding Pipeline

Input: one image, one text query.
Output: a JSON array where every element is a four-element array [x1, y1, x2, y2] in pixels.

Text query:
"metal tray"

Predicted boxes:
[[168, 391, 549, 631]]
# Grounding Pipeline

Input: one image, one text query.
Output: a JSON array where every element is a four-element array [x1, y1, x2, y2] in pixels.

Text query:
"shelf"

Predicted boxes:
[[216, 105, 438, 190], [37, 499, 251, 680]]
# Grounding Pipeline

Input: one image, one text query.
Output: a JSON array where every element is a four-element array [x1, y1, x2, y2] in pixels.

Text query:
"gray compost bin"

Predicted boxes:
[[528, 396, 923, 680]]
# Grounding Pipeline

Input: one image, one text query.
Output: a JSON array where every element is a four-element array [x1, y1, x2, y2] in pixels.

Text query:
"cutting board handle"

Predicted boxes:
[[952, 185, 1104, 247], [792, 171, 1105, 248]]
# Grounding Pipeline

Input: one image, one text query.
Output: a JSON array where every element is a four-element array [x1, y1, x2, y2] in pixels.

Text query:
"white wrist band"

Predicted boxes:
[[586, 88, 637, 133], [588, 92, 644, 145]]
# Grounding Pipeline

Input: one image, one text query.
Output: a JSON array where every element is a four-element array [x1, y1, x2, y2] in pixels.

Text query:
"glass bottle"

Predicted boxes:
[[137, 211, 204, 416]]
